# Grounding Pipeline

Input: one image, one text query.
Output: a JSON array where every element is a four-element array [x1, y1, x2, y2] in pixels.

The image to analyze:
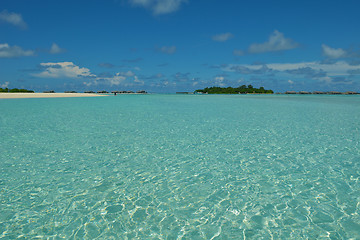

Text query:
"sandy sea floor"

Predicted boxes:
[[1, 94, 359, 239]]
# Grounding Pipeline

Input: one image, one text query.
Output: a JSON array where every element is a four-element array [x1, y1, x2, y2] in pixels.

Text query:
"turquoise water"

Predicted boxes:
[[0, 94, 359, 239]]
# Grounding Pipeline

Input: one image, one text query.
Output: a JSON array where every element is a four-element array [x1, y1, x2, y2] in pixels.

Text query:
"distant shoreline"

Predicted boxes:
[[0, 93, 107, 99], [1, 92, 359, 99]]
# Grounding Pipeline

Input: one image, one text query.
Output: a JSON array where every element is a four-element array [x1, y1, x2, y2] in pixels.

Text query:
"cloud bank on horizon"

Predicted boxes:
[[0, 0, 360, 92]]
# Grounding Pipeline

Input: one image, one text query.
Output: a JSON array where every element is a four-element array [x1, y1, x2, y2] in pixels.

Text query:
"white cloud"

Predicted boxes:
[[288, 80, 294, 84], [133, 76, 144, 85], [99, 71, 139, 86], [50, 43, 65, 54], [322, 44, 347, 59], [318, 76, 332, 84], [248, 30, 299, 53], [83, 81, 94, 87], [213, 76, 226, 87], [122, 71, 135, 77], [0, 43, 35, 58], [101, 73, 127, 86], [158, 45, 176, 54], [34, 62, 143, 87], [0, 81, 10, 88], [0, 10, 27, 28], [212, 33, 233, 42], [34, 62, 96, 79], [130, 0, 187, 15]]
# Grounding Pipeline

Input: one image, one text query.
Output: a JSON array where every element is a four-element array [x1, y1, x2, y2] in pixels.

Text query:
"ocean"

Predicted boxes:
[[0, 94, 359, 239]]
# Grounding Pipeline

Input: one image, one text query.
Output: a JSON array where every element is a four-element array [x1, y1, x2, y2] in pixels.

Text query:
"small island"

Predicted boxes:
[[195, 85, 274, 94], [0, 88, 34, 93]]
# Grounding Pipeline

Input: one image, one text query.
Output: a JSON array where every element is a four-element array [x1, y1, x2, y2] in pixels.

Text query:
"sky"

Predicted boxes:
[[1, 0, 360, 93]]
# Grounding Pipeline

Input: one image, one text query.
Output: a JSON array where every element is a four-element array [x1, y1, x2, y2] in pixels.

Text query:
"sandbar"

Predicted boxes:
[[0, 93, 107, 99]]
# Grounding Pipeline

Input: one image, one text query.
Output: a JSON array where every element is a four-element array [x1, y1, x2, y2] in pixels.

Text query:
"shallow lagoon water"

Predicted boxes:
[[0, 94, 359, 239]]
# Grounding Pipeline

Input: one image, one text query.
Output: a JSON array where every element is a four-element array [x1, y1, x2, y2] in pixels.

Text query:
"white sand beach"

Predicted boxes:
[[0, 93, 107, 99]]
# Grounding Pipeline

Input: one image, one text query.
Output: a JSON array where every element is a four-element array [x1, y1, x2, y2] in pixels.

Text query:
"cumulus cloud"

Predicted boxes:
[[230, 64, 272, 75], [157, 46, 176, 54], [130, 0, 187, 15], [0, 81, 10, 88], [213, 76, 226, 87], [0, 43, 35, 58], [33, 62, 143, 87], [120, 70, 136, 77], [248, 30, 299, 53], [212, 33, 233, 42], [50, 43, 65, 54], [322, 44, 347, 59], [100, 73, 127, 86], [133, 76, 145, 85], [34, 62, 96, 79], [0, 10, 27, 29]]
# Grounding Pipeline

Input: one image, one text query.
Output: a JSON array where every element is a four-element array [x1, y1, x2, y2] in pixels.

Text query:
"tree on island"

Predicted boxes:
[[0, 88, 34, 93], [195, 85, 273, 94]]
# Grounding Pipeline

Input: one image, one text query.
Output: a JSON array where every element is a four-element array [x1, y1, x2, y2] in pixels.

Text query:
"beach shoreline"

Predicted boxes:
[[0, 93, 107, 99]]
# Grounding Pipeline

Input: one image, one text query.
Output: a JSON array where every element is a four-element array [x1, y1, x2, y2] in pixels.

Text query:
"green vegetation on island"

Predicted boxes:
[[0, 88, 34, 93], [195, 85, 274, 94]]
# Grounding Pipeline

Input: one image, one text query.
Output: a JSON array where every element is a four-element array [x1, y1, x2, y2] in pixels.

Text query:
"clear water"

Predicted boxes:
[[0, 95, 359, 239]]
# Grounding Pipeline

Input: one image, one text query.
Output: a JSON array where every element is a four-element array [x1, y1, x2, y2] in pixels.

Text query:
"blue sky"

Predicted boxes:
[[1, 0, 360, 93]]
